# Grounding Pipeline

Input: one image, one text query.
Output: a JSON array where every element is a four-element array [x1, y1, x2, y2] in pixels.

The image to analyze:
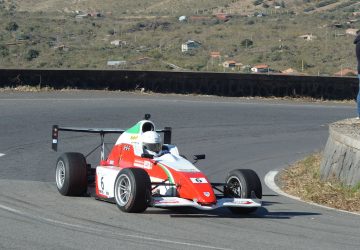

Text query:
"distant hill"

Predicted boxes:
[[0, 0, 359, 75], [6, 0, 360, 16]]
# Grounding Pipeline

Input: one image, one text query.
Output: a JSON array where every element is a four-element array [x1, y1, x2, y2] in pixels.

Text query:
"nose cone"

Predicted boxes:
[[178, 173, 216, 204]]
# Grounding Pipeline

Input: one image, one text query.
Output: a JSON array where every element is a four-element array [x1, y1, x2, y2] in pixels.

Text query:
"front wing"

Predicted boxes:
[[152, 197, 262, 210]]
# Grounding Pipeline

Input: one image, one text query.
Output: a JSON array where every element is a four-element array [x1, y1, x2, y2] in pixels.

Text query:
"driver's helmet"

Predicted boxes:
[[142, 131, 162, 154]]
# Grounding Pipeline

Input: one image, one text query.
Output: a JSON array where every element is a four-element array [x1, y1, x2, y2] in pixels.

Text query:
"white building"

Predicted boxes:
[[181, 40, 201, 52]]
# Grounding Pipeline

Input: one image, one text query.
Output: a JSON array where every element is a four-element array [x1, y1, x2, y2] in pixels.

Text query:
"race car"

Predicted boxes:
[[52, 114, 262, 213]]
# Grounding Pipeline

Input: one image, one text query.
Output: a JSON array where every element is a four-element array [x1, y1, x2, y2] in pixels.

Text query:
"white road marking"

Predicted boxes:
[[0, 153, 5, 157], [0, 203, 230, 250], [264, 170, 360, 216]]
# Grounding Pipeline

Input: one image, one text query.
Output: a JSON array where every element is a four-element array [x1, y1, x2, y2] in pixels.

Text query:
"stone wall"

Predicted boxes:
[[0, 69, 358, 100], [320, 119, 360, 187]]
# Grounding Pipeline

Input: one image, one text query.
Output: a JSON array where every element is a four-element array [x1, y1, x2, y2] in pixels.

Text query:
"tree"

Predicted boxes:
[[25, 49, 39, 61], [241, 39, 253, 48], [0, 45, 9, 57], [5, 21, 18, 32]]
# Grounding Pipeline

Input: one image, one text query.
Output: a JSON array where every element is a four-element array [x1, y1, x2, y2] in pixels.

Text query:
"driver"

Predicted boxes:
[[142, 131, 163, 156]]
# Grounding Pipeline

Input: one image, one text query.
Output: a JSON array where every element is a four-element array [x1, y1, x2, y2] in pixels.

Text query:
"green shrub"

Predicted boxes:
[[25, 49, 40, 61], [315, 0, 338, 8], [0, 44, 9, 56], [304, 7, 315, 12], [5, 21, 18, 32], [253, 0, 263, 6]]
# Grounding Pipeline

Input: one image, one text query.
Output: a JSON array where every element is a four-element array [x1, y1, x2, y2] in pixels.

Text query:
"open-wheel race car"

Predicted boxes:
[[52, 114, 262, 213]]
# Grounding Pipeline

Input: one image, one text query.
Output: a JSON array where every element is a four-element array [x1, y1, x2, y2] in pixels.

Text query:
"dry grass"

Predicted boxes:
[[279, 153, 360, 213], [0, 85, 54, 92]]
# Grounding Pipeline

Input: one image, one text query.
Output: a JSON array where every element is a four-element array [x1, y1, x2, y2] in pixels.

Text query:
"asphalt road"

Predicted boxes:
[[0, 91, 359, 250]]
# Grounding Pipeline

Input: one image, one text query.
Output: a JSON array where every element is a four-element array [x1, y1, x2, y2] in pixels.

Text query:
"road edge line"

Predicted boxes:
[[264, 170, 360, 216]]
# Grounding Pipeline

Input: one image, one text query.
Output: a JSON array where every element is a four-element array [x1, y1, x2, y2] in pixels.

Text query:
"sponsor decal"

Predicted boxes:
[[154, 200, 179, 204], [234, 200, 253, 204], [130, 135, 138, 140], [203, 192, 210, 197], [52, 139, 58, 143], [100, 177, 104, 190], [190, 177, 208, 184], [134, 159, 143, 168], [134, 163, 143, 168], [109, 160, 114, 165], [143, 161, 152, 170], [133, 160, 152, 169]]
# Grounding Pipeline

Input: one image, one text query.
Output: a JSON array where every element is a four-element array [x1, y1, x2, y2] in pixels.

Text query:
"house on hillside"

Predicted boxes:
[[334, 68, 357, 76], [179, 16, 187, 22], [181, 40, 201, 52], [110, 40, 127, 46], [346, 28, 359, 36], [53, 44, 69, 52], [107, 60, 126, 67], [189, 16, 211, 22], [215, 13, 231, 22], [75, 13, 89, 19], [210, 51, 221, 58], [222, 60, 236, 68], [251, 64, 269, 73], [298, 34, 316, 41]]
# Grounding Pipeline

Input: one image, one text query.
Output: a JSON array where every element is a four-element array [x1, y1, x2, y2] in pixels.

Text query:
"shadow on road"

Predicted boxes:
[[144, 206, 321, 219]]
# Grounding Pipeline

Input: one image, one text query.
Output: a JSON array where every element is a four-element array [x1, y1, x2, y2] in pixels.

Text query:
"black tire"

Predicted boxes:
[[114, 168, 151, 213], [224, 169, 262, 214], [55, 152, 88, 196]]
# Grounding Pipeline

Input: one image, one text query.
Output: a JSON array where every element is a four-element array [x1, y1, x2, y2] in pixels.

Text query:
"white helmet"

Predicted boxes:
[[142, 131, 162, 153]]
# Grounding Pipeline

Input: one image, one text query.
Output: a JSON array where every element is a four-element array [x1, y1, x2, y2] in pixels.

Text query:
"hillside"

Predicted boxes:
[[0, 0, 359, 75]]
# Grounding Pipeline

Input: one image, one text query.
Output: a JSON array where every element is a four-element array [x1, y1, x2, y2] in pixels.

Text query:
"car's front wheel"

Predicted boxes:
[[224, 169, 262, 214], [114, 168, 151, 213]]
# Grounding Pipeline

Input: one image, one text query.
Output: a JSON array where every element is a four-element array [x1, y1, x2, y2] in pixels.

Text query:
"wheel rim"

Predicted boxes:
[[115, 174, 131, 206], [227, 176, 243, 197], [56, 160, 65, 189]]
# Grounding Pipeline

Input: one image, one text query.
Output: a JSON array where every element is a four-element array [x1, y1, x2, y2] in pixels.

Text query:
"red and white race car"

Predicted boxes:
[[52, 114, 262, 213]]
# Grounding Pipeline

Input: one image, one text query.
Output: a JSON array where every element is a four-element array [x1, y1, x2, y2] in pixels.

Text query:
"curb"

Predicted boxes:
[[264, 170, 360, 216]]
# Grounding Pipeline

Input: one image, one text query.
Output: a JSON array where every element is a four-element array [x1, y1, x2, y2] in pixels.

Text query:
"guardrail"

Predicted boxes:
[[0, 69, 357, 100]]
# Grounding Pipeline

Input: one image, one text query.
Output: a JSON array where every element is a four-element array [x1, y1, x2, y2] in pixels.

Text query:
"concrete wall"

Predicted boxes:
[[0, 69, 358, 100], [320, 119, 360, 187]]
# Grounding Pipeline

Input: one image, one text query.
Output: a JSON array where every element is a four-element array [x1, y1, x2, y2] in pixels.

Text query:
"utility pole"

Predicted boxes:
[[302, 60, 304, 72]]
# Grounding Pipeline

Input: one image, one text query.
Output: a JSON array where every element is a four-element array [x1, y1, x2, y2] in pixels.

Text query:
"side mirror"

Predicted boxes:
[[193, 154, 205, 160], [141, 153, 154, 159]]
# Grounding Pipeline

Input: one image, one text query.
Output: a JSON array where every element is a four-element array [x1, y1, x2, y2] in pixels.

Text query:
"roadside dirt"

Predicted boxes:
[[279, 153, 360, 213]]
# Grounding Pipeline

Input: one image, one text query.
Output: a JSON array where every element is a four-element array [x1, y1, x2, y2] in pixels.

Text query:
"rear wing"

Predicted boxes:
[[52, 126, 172, 151], [51, 126, 125, 152], [51, 125, 172, 160], [52, 113, 172, 161]]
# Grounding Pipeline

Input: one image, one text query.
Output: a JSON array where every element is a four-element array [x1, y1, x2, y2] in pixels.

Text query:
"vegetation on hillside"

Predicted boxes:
[[0, 0, 359, 75]]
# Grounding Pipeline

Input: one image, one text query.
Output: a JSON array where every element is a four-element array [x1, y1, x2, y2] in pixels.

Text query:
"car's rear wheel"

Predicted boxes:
[[114, 168, 151, 213], [55, 152, 87, 196], [224, 169, 262, 214]]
